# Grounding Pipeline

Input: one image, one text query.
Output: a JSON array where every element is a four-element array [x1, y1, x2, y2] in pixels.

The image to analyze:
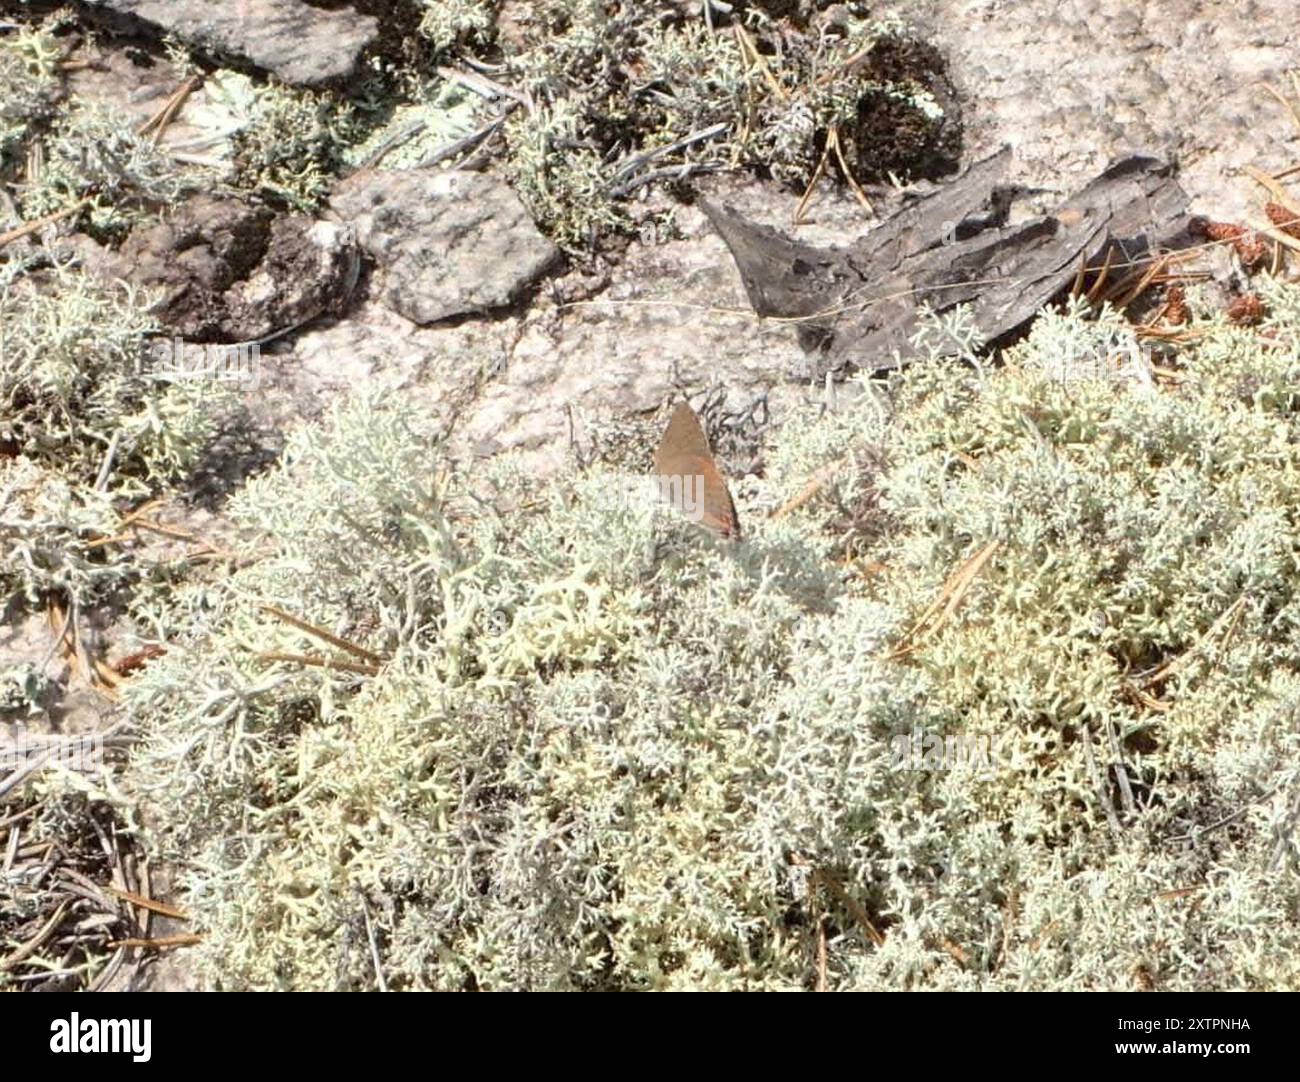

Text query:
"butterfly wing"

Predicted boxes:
[[653, 402, 742, 540]]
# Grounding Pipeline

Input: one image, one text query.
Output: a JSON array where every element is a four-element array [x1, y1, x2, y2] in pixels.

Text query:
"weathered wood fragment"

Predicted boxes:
[[702, 148, 1192, 373]]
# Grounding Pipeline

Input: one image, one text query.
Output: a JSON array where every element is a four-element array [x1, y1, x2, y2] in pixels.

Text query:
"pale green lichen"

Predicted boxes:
[[121, 286, 1300, 990], [452, 1, 954, 250], [342, 80, 483, 172], [416, 0, 496, 55], [228, 82, 360, 212], [4, 5, 952, 251], [20, 104, 191, 235], [0, 24, 61, 174], [0, 259, 227, 607], [0, 260, 220, 488], [0, 454, 125, 608]]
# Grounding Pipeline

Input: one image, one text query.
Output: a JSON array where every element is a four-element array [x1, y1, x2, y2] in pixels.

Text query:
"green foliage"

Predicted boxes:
[[124, 288, 1300, 990]]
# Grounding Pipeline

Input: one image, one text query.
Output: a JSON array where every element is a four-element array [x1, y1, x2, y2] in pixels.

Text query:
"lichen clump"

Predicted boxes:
[[0, 25, 62, 173], [2, 5, 956, 250], [124, 286, 1300, 990], [0, 261, 226, 608], [490, 2, 959, 248]]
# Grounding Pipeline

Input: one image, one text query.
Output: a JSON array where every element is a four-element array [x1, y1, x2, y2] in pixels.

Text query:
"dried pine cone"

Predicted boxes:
[[1163, 285, 1188, 326], [1227, 292, 1265, 325], [1191, 217, 1244, 242], [1190, 216, 1268, 267], [1265, 201, 1300, 239]]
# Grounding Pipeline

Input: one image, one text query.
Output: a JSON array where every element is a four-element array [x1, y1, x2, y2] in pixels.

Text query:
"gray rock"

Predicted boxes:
[[330, 169, 561, 325], [80, 0, 378, 86]]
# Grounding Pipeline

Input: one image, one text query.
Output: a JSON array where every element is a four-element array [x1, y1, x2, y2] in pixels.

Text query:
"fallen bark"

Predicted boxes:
[[702, 147, 1192, 374]]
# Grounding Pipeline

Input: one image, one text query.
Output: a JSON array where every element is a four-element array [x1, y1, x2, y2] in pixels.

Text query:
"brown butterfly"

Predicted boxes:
[[652, 400, 741, 540]]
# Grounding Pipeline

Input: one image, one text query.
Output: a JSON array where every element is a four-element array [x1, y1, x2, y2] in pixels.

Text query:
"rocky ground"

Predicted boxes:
[[3, 0, 1300, 990], [12, 1, 1300, 474]]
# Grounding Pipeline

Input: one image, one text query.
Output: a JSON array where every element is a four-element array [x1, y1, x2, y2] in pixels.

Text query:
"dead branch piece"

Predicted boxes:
[[1084, 245, 1116, 304], [1110, 252, 1172, 309], [1252, 217, 1300, 255], [259, 604, 386, 664], [733, 23, 787, 102], [256, 651, 380, 677], [136, 74, 204, 146], [106, 934, 202, 951], [811, 868, 886, 948], [815, 917, 828, 991], [1028, 920, 1061, 952], [707, 149, 1193, 370], [1152, 885, 1204, 902], [1244, 165, 1300, 220], [1104, 716, 1137, 819], [83, 499, 162, 549], [830, 128, 874, 216], [113, 644, 167, 676], [0, 900, 71, 971], [793, 126, 873, 226], [613, 161, 726, 196], [996, 886, 1019, 971], [770, 455, 850, 520], [85, 506, 240, 562], [103, 884, 190, 922], [940, 937, 970, 967], [2, 798, 152, 990], [1122, 678, 1172, 713], [1080, 722, 1123, 836], [0, 750, 55, 801], [1167, 783, 1282, 847], [414, 112, 511, 171], [793, 133, 835, 226], [58, 58, 107, 73], [1070, 251, 1088, 299], [0, 198, 91, 250], [608, 122, 729, 196], [435, 65, 532, 109], [360, 894, 389, 992], [889, 540, 1001, 658], [816, 40, 879, 87], [46, 597, 119, 699]]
